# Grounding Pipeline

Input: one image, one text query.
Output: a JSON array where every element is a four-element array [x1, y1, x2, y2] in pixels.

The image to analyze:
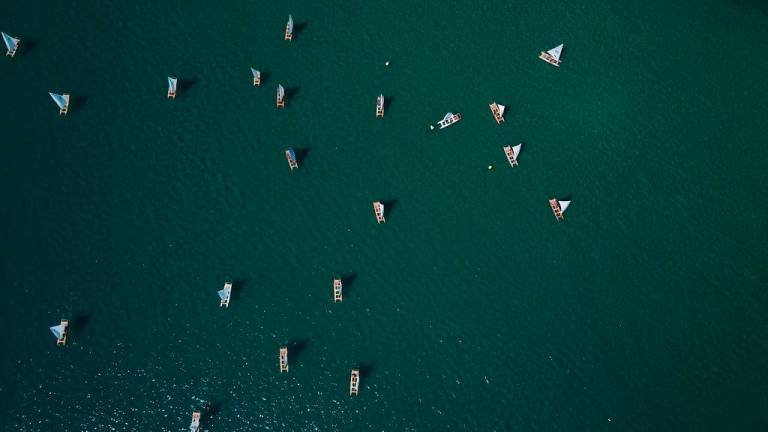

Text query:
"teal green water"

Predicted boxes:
[[1, 1, 767, 430]]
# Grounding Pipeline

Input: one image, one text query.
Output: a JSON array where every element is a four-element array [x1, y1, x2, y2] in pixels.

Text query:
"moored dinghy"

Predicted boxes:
[[50, 319, 69, 346], [285, 14, 294, 40], [276, 83, 285, 107], [489, 102, 506, 124], [49, 92, 70, 115], [539, 44, 564, 67], [285, 146, 298, 170], [189, 411, 201, 432], [2, 32, 20, 57], [503, 144, 522, 167], [251, 68, 261, 86], [437, 112, 462, 129], [218, 281, 232, 307], [549, 198, 570, 220], [376, 94, 384, 117], [167, 76, 177, 99], [373, 201, 385, 223]]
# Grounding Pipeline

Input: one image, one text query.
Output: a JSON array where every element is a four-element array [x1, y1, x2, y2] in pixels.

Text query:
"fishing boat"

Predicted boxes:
[[549, 198, 571, 220], [49, 92, 70, 115], [333, 278, 343, 302], [503, 144, 522, 167], [279, 346, 289, 372], [437, 112, 461, 129], [285, 15, 294, 40], [50, 319, 69, 346], [349, 369, 360, 395], [285, 146, 298, 170], [489, 102, 506, 124], [373, 201, 385, 223], [251, 68, 261, 86], [276, 84, 285, 107], [539, 44, 564, 67], [218, 281, 232, 308], [189, 412, 201, 432], [376, 94, 384, 117], [167, 76, 177, 99], [2, 32, 20, 57]]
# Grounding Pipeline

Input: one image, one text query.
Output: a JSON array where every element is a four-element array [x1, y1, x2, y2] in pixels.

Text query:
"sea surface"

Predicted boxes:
[[1, 1, 767, 431]]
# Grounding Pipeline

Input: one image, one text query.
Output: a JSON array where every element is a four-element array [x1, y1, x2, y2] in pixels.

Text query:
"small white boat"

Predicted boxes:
[[285, 15, 294, 40], [539, 44, 564, 67], [489, 102, 506, 124], [2, 32, 20, 57], [503, 144, 522, 166], [549, 198, 571, 220], [167, 76, 178, 98], [251, 68, 261, 85], [49, 92, 70, 115], [437, 112, 462, 129], [218, 281, 232, 307]]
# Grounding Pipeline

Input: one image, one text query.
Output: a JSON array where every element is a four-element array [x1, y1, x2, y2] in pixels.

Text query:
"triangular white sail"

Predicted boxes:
[[217, 288, 229, 300], [497, 104, 506, 116], [547, 44, 563, 60], [2, 32, 20, 51], [277, 84, 285, 99], [286, 15, 294, 33], [379, 203, 385, 214], [49, 92, 68, 109], [50, 324, 65, 339], [558, 200, 570, 212], [168, 77, 177, 92], [251, 68, 260, 79], [378, 94, 384, 104], [511, 144, 521, 158]]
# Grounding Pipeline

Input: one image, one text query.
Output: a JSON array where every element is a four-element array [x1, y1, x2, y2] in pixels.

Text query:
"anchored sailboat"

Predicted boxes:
[[539, 44, 564, 67], [376, 94, 384, 117], [503, 144, 522, 167], [285, 146, 298, 170], [549, 198, 570, 220], [251, 68, 261, 86], [218, 281, 233, 307], [189, 411, 201, 432], [373, 201, 385, 223], [276, 84, 285, 107], [489, 102, 506, 124], [437, 112, 462, 129], [2, 32, 20, 57], [285, 15, 294, 40], [49, 92, 70, 115], [50, 319, 69, 346], [167, 76, 177, 99]]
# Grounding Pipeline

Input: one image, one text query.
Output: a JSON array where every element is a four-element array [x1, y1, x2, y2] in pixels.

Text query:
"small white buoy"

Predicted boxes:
[[488, 165, 493, 170], [385, 61, 390, 66], [429, 125, 435, 130]]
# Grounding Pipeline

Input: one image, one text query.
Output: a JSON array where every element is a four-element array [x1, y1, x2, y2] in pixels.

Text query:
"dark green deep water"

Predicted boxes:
[[1, 1, 767, 430]]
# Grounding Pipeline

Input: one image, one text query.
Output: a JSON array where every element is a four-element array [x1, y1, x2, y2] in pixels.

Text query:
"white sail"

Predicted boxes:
[[558, 200, 571, 212], [49, 92, 68, 109], [217, 288, 229, 300], [168, 77, 177, 93], [251, 68, 260, 79], [511, 144, 521, 158], [547, 44, 563, 60], [497, 104, 506, 116], [286, 15, 294, 33], [379, 203, 385, 214], [2, 32, 20, 51], [50, 324, 65, 339], [277, 84, 285, 99]]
